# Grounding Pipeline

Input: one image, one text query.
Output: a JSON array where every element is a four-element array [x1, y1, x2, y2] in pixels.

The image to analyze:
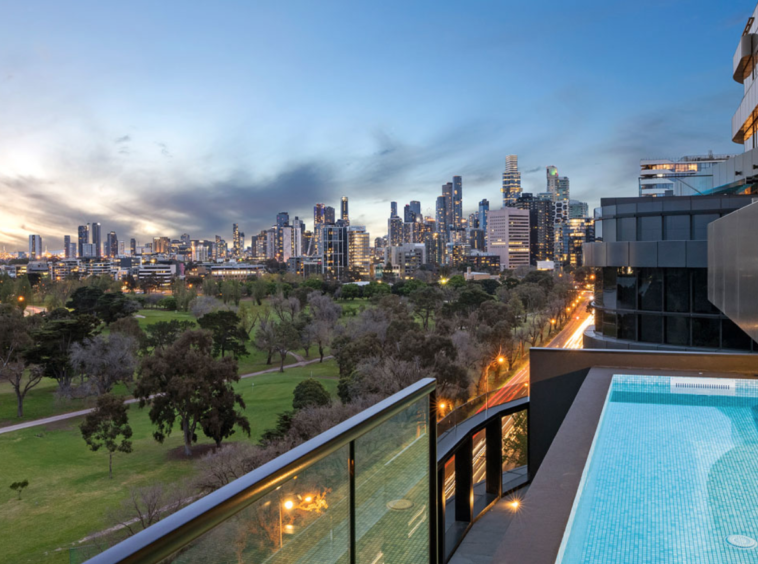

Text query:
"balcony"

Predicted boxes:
[[733, 33, 757, 84]]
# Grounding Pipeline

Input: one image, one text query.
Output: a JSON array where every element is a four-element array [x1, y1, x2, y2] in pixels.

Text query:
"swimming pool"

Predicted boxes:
[[557, 374, 758, 563]]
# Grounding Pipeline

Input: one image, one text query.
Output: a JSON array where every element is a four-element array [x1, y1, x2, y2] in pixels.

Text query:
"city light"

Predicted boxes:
[[304, 496, 313, 503], [283, 500, 294, 510], [17, 296, 24, 302]]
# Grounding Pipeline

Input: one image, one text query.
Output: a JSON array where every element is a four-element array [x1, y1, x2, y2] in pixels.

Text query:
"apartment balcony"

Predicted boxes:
[[733, 33, 758, 84]]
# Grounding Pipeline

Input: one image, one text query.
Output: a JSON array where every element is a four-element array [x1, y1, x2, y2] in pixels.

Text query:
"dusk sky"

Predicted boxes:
[[0, 0, 752, 250]]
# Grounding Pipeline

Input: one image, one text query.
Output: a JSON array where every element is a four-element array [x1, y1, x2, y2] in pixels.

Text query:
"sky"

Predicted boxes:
[[0, 0, 753, 251]]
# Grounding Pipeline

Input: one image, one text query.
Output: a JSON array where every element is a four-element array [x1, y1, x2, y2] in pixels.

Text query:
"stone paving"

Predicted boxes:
[[448, 479, 530, 564]]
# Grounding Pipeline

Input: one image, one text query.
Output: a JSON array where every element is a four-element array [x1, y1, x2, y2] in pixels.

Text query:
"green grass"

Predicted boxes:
[[0, 360, 339, 564], [132, 308, 196, 329]]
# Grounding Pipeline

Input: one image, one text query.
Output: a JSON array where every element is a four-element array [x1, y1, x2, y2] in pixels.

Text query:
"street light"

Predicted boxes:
[[497, 356, 505, 364], [17, 296, 24, 302]]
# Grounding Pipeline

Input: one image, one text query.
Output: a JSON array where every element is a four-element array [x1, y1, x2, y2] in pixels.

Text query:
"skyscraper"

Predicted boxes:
[[546, 166, 559, 199], [478, 199, 489, 235], [28, 234, 42, 259], [314, 204, 326, 255], [390, 202, 398, 218], [410, 200, 421, 218], [516, 193, 555, 264], [452, 176, 463, 228], [435, 196, 447, 236], [403, 204, 416, 223], [557, 175, 570, 202], [321, 224, 348, 280], [276, 212, 289, 227], [569, 200, 589, 219], [232, 223, 241, 258], [130, 238, 136, 256], [324, 206, 336, 225], [442, 182, 454, 233], [502, 155, 522, 206], [77, 225, 89, 258], [106, 231, 118, 257], [64, 235, 72, 259], [348, 226, 370, 278], [341, 196, 349, 225], [91, 222, 101, 258], [486, 207, 530, 271]]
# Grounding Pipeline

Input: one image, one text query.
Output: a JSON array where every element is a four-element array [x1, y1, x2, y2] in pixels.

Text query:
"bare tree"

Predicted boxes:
[[70, 333, 139, 396], [268, 293, 300, 323], [254, 311, 277, 365], [108, 484, 189, 539]]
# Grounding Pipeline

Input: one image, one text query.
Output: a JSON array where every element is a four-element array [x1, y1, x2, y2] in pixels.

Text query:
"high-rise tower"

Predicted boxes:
[[502, 155, 522, 207], [452, 176, 463, 228], [341, 196, 349, 225]]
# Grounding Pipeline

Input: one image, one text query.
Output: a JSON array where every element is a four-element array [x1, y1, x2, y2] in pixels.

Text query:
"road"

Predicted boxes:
[[480, 292, 593, 409], [0, 355, 333, 435]]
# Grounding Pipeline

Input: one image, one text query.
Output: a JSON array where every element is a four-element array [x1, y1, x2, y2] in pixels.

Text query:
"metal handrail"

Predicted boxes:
[[86, 377, 437, 564]]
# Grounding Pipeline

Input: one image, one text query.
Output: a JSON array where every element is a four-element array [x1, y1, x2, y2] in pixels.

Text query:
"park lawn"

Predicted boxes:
[[133, 308, 197, 329], [0, 361, 339, 564], [0, 380, 131, 427]]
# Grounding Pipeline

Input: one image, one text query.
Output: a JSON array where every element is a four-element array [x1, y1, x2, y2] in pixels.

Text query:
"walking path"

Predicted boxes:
[[0, 356, 334, 436]]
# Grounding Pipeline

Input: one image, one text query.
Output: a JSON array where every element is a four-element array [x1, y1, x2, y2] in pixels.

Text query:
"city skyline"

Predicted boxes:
[[0, 0, 750, 248]]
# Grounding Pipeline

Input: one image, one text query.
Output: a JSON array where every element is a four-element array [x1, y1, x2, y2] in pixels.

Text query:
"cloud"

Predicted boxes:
[[156, 142, 172, 158], [114, 135, 131, 144]]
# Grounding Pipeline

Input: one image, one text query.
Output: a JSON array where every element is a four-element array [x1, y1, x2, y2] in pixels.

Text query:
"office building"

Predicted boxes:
[[106, 231, 118, 257], [546, 166, 559, 198], [180, 233, 190, 244], [409, 200, 421, 219], [583, 194, 756, 351], [478, 199, 489, 235], [515, 193, 554, 264], [557, 175, 570, 202], [468, 228, 485, 252], [232, 223, 241, 258], [486, 207, 530, 270], [324, 206, 336, 225], [77, 225, 89, 257], [276, 212, 289, 227], [153, 237, 170, 254], [313, 204, 326, 255], [388, 215, 403, 247], [638, 154, 733, 197], [348, 226, 370, 278], [442, 182, 454, 233], [129, 238, 136, 256], [341, 196, 349, 225], [569, 200, 589, 219], [403, 204, 416, 223], [28, 235, 42, 260], [435, 196, 447, 236], [502, 154, 522, 206], [91, 222, 101, 258], [63, 235, 72, 259], [385, 244, 426, 279], [566, 218, 595, 267], [321, 224, 348, 280]]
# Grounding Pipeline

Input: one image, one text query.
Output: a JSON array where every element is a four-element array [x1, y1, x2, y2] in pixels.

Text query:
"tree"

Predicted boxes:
[[109, 316, 147, 350], [292, 378, 331, 410], [197, 310, 249, 358], [145, 320, 196, 349], [447, 275, 466, 289], [66, 286, 105, 316], [96, 292, 139, 323], [136, 330, 244, 456], [80, 394, 133, 478], [200, 384, 251, 447], [268, 293, 300, 323], [273, 322, 301, 372], [409, 286, 443, 330], [10, 480, 29, 500], [363, 280, 390, 299], [25, 309, 99, 397], [254, 313, 277, 365], [0, 305, 41, 417], [70, 333, 139, 396], [237, 302, 259, 337], [340, 284, 361, 300]]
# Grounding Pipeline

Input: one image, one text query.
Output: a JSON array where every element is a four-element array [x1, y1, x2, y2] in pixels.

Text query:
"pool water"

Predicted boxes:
[[557, 374, 758, 564]]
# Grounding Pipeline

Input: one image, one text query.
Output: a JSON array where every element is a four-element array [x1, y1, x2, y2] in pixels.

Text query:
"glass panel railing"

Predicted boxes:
[[85, 378, 436, 564], [437, 379, 529, 441], [355, 396, 430, 563], [166, 445, 350, 563]]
